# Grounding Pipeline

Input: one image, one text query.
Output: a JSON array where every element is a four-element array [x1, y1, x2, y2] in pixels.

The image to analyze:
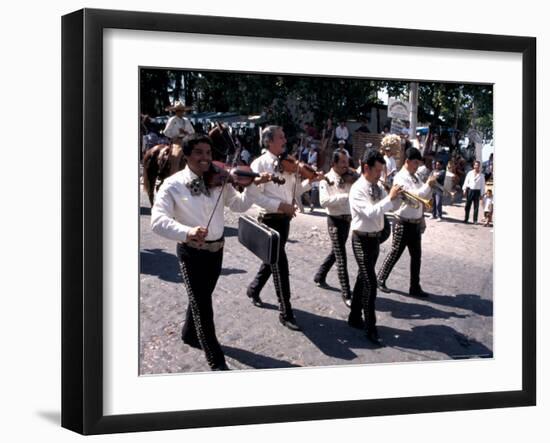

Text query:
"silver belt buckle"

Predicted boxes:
[[187, 239, 224, 252]]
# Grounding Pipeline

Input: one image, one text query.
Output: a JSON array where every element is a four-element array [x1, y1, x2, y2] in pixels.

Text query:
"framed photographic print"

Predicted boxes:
[[62, 8, 536, 435]]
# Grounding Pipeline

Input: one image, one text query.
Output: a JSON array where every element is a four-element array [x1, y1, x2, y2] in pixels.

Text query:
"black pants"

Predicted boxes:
[[464, 189, 481, 223], [350, 233, 380, 331], [314, 215, 352, 298], [247, 214, 294, 321], [377, 220, 422, 291], [177, 242, 225, 369]]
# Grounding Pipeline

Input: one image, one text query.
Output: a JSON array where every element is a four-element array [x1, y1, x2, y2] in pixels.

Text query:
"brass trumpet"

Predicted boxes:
[[379, 180, 433, 211]]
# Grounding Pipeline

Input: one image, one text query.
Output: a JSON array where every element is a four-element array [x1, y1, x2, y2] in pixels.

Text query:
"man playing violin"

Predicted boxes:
[[314, 151, 357, 307], [151, 135, 273, 371], [246, 125, 322, 332], [377, 147, 437, 298], [348, 149, 402, 345]]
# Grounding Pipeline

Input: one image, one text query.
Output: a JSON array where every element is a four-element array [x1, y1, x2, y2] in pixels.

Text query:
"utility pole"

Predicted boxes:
[[409, 82, 418, 140]]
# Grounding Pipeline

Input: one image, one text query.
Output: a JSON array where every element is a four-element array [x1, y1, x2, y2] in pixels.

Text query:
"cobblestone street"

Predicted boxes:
[[140, 190, 493, 374]]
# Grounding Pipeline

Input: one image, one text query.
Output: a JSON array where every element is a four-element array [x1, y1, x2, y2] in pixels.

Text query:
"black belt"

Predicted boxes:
[[260, 213, 291, 221], [353, 230, 382, 238], [396, 217, 423, 224], [329, 214, 352, 222]]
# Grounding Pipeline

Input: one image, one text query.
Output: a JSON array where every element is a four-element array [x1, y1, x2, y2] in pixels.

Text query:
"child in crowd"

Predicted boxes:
[[483, 189, 494, 227]]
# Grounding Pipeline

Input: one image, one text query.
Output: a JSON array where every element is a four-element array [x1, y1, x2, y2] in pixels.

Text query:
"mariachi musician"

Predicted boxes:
[[314, 150, 359, 307], [246, 125, 324, 332], [377, 147, 437, 298], [348, 149, 402, 345], [151, 134, 274, 371]]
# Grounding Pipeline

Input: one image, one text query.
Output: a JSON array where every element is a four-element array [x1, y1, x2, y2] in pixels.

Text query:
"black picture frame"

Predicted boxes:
[[61, 8, 536, 435]]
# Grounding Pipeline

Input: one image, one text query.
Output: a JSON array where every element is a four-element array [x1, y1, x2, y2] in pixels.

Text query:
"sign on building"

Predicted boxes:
[[388, 98, 411, 120]]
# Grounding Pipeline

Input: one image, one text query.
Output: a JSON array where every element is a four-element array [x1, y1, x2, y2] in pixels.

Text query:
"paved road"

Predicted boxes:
[[139, 190, 493, 374]]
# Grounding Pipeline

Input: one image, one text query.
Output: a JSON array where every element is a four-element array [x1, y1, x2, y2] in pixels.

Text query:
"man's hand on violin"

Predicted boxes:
[[187, 226, 208, 246], [254, 172, 272, 185], [278, 202, 297, 218]]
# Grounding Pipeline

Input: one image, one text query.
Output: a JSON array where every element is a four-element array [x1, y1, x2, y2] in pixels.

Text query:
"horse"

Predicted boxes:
[[142, 124, 238, 207], [142, 143, 185, 207]]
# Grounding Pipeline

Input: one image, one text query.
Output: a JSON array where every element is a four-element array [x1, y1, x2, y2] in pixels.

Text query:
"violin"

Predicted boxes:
[[204, 161, 285, 188], [279, 154, 334, 186], [341, 167, 361, 184]]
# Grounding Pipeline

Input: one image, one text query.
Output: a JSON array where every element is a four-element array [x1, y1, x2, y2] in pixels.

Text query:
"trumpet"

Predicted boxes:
[[379, 180, 433, 211]]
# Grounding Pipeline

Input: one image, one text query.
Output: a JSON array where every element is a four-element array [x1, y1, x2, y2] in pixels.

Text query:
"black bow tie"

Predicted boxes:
[[186, 176, 210, 197]]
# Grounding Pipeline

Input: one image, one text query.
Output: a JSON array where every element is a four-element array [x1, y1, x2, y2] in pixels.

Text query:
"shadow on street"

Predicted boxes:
[[222, 345, 301, 369], [140, 248, 181, 283], [377, 324, 493, 359], [376, 296, 469, 321], [390, 289, 493, 317], [294, 308, 492, 361], [141, 248, 249, 281]]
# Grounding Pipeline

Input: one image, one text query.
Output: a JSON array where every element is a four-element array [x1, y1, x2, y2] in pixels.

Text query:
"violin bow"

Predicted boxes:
[[292, 142, 303, 209], [205, 122, 242, 230]]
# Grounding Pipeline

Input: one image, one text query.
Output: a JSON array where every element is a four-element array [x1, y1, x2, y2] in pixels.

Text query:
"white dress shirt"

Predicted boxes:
[[250, 151, 311, 214], [163, 115, 195, 141], [350, 175, 394, 233], [319, 169, 352, 216], [462, 170, 485, 195], [151, 166, 271, 242], [335, 126, 349, 141], [393, 167, 433, 220]]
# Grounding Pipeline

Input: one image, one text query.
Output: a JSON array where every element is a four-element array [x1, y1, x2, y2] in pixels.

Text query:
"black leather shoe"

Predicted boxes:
[[279, 317, 302, 331], [342, 295, 352, 308], [409, 287, 429, 297], [366, 328, 383, 346], [377, 280, 390, 293], [247, 289, 263, 307], [347, 315, 364, 329], [251, 296, 263, 307], [314, 277, 329, 289], [211, 362, 230, 371]]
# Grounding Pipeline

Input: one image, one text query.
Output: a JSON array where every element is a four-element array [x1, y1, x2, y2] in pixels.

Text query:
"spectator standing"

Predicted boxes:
[[462, 160, 486, 224], [482, 189, 494, 227]]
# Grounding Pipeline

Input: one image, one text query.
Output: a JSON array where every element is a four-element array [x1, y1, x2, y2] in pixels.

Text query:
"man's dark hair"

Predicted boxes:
[[361, 148, 386, 168], [332, 150, 348, 165], [405, 147, 423, 161], [183, 134, 213, 156]]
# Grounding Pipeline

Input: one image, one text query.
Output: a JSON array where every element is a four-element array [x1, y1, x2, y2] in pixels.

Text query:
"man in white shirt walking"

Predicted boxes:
[[314, 151, 355, 307], [151, 135, 272, 371], [246, 126, 321, 331], [377, 147, 437, 298], [462, 160, 486, 224], [348, 149, 401, 345]]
